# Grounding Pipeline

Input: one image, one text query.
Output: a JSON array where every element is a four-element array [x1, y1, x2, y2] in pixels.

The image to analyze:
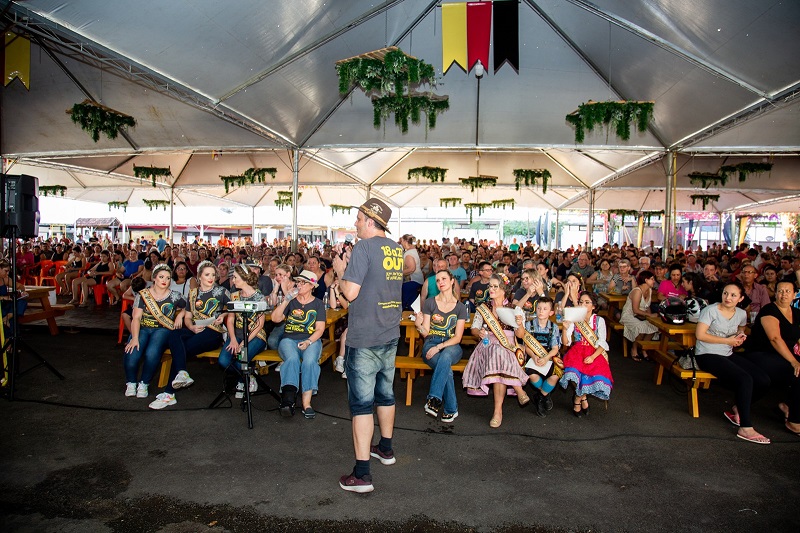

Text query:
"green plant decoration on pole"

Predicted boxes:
[[67, 99, 136, 142], [39, 185, 67, 197], [108, 201, 128, 212], [690, 194, 720, 209], [220, 167, 277, 193], [143, 199, 170, 211], [408, 166, 447, 183], [439, 198, 462, 208], [336, 47, 449, 134], [133, 166, 172, 187], [330, 204, 353, 215], [459, 175, 497, 193], [608, 209, 640, 225], [512, 169, 552, 193], [566, 100, 654, 143], [642, 210, 665, 225], [275, 191, 301, 211], [718, 162, 772, 182], [464, 202, 492, 223], [491, 199, 516, 210], [689, 172, 728, 189]]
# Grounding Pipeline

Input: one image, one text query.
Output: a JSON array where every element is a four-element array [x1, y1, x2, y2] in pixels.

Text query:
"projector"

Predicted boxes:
[[226, 300, 268, 313]]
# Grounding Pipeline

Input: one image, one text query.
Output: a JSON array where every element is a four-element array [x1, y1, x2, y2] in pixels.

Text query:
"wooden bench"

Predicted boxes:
[[157, 338, 338, 388], [18, 303, 73, 334], [650, 349, 716, 418], [394, 355, 468, 406]]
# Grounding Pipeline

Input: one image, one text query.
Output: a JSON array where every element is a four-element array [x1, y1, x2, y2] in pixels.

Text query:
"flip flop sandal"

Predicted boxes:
[[736, 432, 770, 445], [723, 411, 740, 427], [785, 421, 800, 437], [631, 353, 643, 362]]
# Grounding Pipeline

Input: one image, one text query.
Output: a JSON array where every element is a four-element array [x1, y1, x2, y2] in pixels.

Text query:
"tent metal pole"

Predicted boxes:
[[555, 210, 560, 250], [169, 188, 174, 244], [291, 150, 299, 253], [587, 189, 595, 250], [252, 207, 256, 244], [663, 151, 675, 262], [718, 212, 723, 246]]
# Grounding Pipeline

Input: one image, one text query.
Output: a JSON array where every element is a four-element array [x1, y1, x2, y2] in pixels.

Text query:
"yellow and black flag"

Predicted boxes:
[[4, 31, 31, 89]]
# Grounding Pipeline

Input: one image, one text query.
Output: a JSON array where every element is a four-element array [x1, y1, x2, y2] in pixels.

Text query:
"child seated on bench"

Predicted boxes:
[[515, 297, 562, 417]]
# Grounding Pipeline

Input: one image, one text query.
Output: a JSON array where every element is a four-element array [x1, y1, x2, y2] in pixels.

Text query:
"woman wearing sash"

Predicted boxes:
[[149, 261, 230, 410], [415, 270, 469, 423], [124, 264, 187, 399], [559, 291, 612, 417], [462, 274, 530, 428], [218, 263, 268, 398]]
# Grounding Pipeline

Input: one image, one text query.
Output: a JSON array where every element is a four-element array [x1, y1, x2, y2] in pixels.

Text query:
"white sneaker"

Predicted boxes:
[[249, 374, 258, 393], [136, 382, 149, 398], [275, 362, 282, 373], [333, 356, 344, 373], [171, 370, 194, 389], [125, 383, 137, 397], [148, 392, 176, 410], [235, 382, 244, 399], [341, 370, 347, 379]]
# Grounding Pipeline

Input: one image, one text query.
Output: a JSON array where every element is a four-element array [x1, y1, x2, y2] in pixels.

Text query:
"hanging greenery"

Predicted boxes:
[[408, 166, 447, 183], [459, 175, 497, 193], [108, 201, 128, 212], [608, 209, 640, 225], [491, 199, 516, 210], [690, 194, 720, 209], [143, 199, 170, 211], [372, 93, 449, 133], [39, 185, 67, 197], [275, 191, 301, 211], [330, 204, 353, 215], [463, 202, 492, 223], [688, 172, 727, 189], [642, 210, 665, 225], [566, 100, 654, 143], [718, 162, 772, 183], [439, 198, 462, 208], [512, 169, 552, 193], [133, 166, 172, 187], [219, 167, 277, 193], [67, 99, 136, 142]]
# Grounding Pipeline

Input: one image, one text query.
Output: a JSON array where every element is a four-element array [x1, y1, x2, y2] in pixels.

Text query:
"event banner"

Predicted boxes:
[[442, 1, 519, 74]]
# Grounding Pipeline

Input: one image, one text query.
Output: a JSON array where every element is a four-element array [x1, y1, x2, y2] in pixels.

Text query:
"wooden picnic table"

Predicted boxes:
[[599, 292, 628, 318], [18, 286, 72, 335]]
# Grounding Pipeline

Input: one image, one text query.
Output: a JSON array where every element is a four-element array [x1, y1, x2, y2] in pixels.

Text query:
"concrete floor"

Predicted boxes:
[[1, 309, 799, 533]]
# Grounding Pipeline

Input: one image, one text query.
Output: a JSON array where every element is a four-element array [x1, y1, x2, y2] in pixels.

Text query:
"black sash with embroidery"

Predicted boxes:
[[139, 289, 175, 329]]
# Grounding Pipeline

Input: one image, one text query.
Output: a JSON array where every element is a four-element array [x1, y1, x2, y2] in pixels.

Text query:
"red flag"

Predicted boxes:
[[467, 2, 492, 71]]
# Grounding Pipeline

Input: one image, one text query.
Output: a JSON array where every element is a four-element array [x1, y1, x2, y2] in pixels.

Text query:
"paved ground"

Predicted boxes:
[[1, 307, 799, 532]]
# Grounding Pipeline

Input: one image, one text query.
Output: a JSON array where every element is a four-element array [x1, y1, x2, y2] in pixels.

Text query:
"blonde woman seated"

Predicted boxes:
[[462, 274, 530, 428], [619, 270, 659, 361]]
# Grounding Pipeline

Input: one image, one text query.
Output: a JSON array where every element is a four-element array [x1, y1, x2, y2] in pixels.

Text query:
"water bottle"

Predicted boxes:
[[555, 303, 563, 324], [482, 324, 490, 346], [323, 291, 329, 309]]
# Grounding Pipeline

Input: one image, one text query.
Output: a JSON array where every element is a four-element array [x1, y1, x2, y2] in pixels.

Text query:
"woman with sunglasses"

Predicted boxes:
[[171, 261, 198, 299]]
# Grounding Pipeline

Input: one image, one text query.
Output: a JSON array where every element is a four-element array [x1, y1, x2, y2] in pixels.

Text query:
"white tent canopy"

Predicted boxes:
[[2, 0, 799, 217]]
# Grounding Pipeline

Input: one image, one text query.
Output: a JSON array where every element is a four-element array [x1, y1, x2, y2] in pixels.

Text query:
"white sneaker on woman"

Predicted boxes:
[[136, 382, 149, 398], [125, 383, 136, 397], [171, 370, 194, 389]]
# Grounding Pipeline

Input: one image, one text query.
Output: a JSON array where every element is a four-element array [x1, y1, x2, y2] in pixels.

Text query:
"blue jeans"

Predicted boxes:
[[218, 335, 267, 384], [267, 324, 284, 350], [422, 336, 463, 415], [124, 327, 171, 384], [278, 337, 322, 393], [165, 328, 222, 393], [346, 339, 399, 416], [402, 281, 422, 311]]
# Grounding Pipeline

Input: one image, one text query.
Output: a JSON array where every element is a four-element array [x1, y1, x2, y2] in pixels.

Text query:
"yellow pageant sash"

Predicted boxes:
[[575, 318, 600, 348], [476, 303, 525, 365], [139, 289, 175, 329], [522, 327, 564, 377]]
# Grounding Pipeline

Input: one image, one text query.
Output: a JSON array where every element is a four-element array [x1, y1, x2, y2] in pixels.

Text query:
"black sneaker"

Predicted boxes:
[[543, 393, 553, 411], [441, 411, 458, 423], [535, 394, 548, 418], [424, 397, 441, 418], [339, 473, 374, 493], [369, 445, 396, 465]]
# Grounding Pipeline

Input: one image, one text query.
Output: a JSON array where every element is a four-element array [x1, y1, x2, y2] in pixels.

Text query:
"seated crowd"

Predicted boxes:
[[6, 232, 800, 443]]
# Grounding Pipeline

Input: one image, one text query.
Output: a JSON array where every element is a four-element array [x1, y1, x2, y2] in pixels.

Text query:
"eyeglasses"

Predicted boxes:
[[481, 268, 493, 272], [296, 280, 310, 285]]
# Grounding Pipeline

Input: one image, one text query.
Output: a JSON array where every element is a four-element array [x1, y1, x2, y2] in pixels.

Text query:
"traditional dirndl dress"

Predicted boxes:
[[462, 330, 529, 396], [559, 316, 613, 400]]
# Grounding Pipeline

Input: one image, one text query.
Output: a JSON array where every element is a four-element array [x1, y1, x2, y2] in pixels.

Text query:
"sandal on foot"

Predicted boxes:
[[573, 396, 584, 418], [786, 421, 800, 437], [778, 402, 790, 421], [489, 417, 502, 428], [736, 432, 770, 445], [580, 397, 590, 415], [723, 411, 740, 427], [631, 353, 643, 362], [518, 393, 530, 407]]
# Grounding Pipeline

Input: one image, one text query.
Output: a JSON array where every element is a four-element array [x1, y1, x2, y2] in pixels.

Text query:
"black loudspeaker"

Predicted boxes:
[[2, 174, 40, 239]]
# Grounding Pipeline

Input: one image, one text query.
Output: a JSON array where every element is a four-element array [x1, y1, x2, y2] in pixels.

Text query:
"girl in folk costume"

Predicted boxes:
[[559, 291, 613, 417], [124, 264, 187, 399], [462, 274, 530, 428]]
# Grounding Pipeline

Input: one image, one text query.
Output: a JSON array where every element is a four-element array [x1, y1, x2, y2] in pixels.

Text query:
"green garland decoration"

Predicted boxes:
[[372, 93, 449, 133], [459, 175, 497, 193], [330, 204, 353, 215], [642, 210, 665, 225], [108, 201, 128, 212], [608, 209, 640, 225], [439, 198, 462, 208], [67, 99, 136, 142], [408, 166, 447, 183], [143, 199, 170, 211], [463, 202, 492, 223], [690, 194, 720, 209], [133, 166, 172, 187], [491, 199, 516, 210], [718, 162, 772, 183], [275, 191, 302, 211], [566, 100, 654, 143], [512, 169, 552, 193], [688, 172, 727, 189], [39, 185, 67, 197], [220, 167, 277, 193]]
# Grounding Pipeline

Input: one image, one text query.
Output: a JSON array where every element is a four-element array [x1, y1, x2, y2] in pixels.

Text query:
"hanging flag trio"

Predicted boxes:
[[442, 1, 519, 74]]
